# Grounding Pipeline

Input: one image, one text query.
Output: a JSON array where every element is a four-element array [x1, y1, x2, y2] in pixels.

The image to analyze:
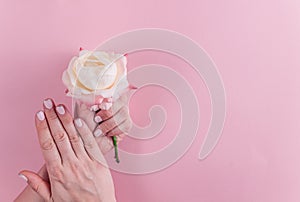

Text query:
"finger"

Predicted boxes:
[[43, 98, 76, 161], [94, 118, 118, 137], [74, 118, 107, 165], [94, 107, 129, 137], [94, 96, 127, 122], [94, 105, 121, 122], [55, 104, 89, 159], [35, 111, 61, 165], [74, 101, 97, 131], [19, 170, 51, 201], [106, 119, 132, 137]]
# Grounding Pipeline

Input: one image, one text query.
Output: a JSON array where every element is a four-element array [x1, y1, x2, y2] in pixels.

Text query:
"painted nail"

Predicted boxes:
[[43, 99, 53, 109], [90, 105, 99, 111], [18, 174, 28, 182], [37, 111, 45, 121], [94, 128, 103, 137], [100, 102, 112, 110], [75, 118, 82, 127], [56, 105, 65, 115], [94, 116, 102, 123]]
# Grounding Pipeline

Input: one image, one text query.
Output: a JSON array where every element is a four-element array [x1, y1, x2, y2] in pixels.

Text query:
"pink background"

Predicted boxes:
[[1, 0, 300, 201]]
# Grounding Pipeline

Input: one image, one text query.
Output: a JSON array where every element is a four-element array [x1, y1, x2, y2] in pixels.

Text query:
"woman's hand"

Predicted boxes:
[[15, 94, 132, 202], [19, 99, 116, 202], [76, 92, 132, 154]]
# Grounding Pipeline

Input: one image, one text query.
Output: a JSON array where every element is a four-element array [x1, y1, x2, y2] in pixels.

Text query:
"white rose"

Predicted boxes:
[[62, 50, 129, 105]]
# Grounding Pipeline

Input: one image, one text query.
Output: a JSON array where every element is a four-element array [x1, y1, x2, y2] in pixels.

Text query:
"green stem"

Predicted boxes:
[[112, 136, 120, 163]]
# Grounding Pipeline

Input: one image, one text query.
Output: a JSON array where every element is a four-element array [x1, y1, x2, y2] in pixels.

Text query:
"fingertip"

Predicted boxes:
[[94, 128, 104, 137], [74, 118, 83, 128], [43, 98, 54, 110], [36, 110, 45, 121], [56, 104, 66, 115], [94, 115, 102, 123], [18, 171, 28, 182]]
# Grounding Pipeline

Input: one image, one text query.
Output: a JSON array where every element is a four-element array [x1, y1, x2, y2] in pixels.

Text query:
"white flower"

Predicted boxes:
[[62, 50, 129, 105]]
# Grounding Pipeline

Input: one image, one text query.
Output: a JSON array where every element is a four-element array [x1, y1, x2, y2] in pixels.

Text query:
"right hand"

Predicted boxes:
[[76, 92, 132, 154]]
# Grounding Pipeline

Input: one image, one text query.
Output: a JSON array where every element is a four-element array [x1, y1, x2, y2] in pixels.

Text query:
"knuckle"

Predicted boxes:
[[53, 132, 66, 142], [118, 125, 127, 134], [37, 122, 48, 131], [99, 122, 111, 133], [120, 106, 129, 117], [47, 111, 58, 121], [63, 116, 73, 125], [41, 138, 55, 150], [127, 119, 133, 130], [84, 141, 95, 149], [99, 109, 113, 120], [48, 165, 64, 182], [69, 134, 80, 143], [115, 107, 129, 124], [33, 182, 41, 193], [64, 181, 73, 190], [119, 120, 132, 133], [69, 161, 83, 176], [70, 161, 80, 171]]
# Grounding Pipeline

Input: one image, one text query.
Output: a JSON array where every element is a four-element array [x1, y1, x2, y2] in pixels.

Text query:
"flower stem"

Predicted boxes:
[[112, 136, 120, 163]]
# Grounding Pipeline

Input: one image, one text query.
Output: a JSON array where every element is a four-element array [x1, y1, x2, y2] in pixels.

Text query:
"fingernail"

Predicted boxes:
[[56, 105, 65, 115], [94, 128, 103, 137], [100, 102, 112, 110], [90, 105, 99, 111], [37, 111, 45, 121], [18, 174, 28, 182], [75, 118, 82, 127], [94, 116, 102, 123], [43, 99, 53, 109]]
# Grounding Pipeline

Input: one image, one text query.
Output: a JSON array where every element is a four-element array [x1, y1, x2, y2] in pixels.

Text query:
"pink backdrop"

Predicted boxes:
[[1, 0, 300, 201]]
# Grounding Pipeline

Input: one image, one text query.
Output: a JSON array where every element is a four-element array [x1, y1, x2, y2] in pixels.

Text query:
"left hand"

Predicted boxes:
[[19, 99, 116, 202]]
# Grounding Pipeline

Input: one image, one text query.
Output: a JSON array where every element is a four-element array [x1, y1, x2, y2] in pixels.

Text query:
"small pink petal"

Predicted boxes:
[[106, 97, 113, 103], [128, 84, 138, 90], [79, 47, 84, 51], [96, 97, 104, 104]]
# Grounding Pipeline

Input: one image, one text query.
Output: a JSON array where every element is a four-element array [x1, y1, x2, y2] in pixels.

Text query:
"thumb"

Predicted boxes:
[[19, 170, 51, 201]]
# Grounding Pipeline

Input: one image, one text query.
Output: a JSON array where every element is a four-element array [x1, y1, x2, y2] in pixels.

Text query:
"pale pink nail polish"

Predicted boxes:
[[43, 99, 53, 109], [94, 128, 103, 137], [56, 105, 65, 115], [94, 116, 102, 123], [18, 174, 28, 182], [75, 118, 82, 127], [37, 111, 45, 121], [90, 105, 99, 111]]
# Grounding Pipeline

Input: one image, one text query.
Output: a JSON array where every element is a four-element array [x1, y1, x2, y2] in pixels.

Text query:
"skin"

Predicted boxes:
[[15, 94, 132, 202]]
